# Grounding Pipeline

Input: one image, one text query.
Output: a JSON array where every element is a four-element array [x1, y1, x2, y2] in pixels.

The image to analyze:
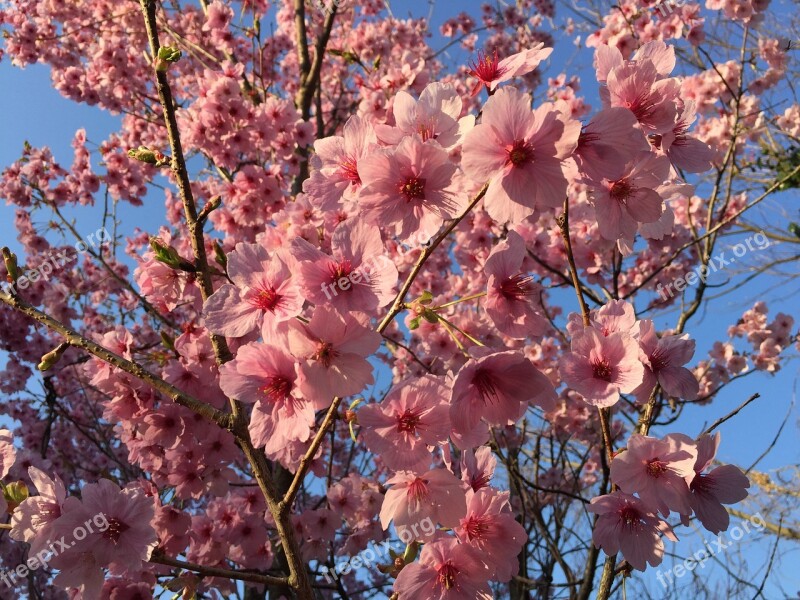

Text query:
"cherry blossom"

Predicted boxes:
[[288, 306, 380, 408], [462, 87, 581, 223], [203, 244, 303, 337], [449, 349, 557, 448], [560, 326, 645, 407], [685, 432, 750, 534], [588, 491, 678, 571], [358, 375, 451, 472], [610, 433, 698, 516], [393, 537, 492, 599], [379, 468, 468, 541], [468, 44, 553, 96]]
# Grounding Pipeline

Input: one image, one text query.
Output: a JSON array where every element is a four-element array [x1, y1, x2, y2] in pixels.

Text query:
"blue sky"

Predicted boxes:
[[0, 0, 798, 597]]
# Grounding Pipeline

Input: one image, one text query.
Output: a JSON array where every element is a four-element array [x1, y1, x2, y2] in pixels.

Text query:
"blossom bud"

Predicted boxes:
[[128, 146, 170, 167], [213, 241, 228, 269], [149, 237, 197, 273], [198, 196, 222, 224], [160, 331, 176, 352], [2, 481, 29, 512], [156, 46, 183, 72], [37, 342, 70, 371], [2, 247, 19, 285], [402, 541, 419, 563]]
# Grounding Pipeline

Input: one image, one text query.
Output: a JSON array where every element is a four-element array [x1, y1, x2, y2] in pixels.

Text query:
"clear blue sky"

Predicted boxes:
[[0, 1, 797, 597]]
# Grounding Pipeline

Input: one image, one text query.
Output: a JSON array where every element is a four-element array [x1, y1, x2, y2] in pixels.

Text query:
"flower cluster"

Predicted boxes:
[[0, 0, 796, 598], [590, 431, 749, 570]]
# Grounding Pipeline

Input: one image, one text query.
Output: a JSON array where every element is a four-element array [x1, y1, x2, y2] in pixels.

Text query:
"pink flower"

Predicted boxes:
[[379, 468, 467, 541], [455, 489, 526, 582], [483, 230, 548, 338], [376, 82, 472, 148], [560, 327, 645, 407], [203, 244, 303, 337], [460, 446, 496, 492], [51, 548, 105, 599], [358, 135, 460, 242], [141, 404, 187, 449], [610, 433, 697, 516], [468, 44, 553, 96], [686, 432, 750, 534], [567, 299, 638, 338], [595, 41, 676, 83], [218, 343, 315, 453], [303, 115, 377, 211], [0, 428, 15, 478], [585, 151, 669, 242], [10, 467, 67, 554], [634, 320, 699, 401], [601, 59, 680, 135], [358, 375, 451, 472], [450, 349, 557, 449], [574, 107, 650, 182], [51, 479, 158, 574], [288, 306, 380, 408], [393, 538, 492, 599], [461, 87, 581, 223], [292, 218, 397, 311], [660, 101, 714, 173], [588, 491, 677, 571]]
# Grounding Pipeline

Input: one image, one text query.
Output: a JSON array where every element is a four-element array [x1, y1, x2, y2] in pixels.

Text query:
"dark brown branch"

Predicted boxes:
[[150, 550, 288, 586]]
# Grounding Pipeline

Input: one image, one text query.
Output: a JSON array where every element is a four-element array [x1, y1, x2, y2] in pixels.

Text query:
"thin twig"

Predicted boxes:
[[702, 393, 761, 436], [150, 550, 289, 587], [0, 291, 228, 427]]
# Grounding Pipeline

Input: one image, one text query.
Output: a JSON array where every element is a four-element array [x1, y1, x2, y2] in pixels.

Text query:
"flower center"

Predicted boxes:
[[625, 92, 659, 126], [437, 562, 459, 590], [314, 341, 337, 368], [400, 177, 426, 201], [462, 515, 490, 541], [618, 506, 643, 530], [339, 156, 361, 184], [473, 368, 501, 404], [407, 477, 429, 503], [592, 359, 613, 382], [646, 459, 668, 478], [260, 376, 292, 403], [506, 139, 533, 167], [609, 178, 634, 203], [416, 119, 438, 142], [396, 410, 420, 433], [649, 348, 669, 372], [328, 259, 353, 280], [469, 472, 491, 492], [250, 286, 282, 312], [469, 50, 508, 83], [103, 517, 130, 543], [577, 128, 600, 149], [500, 273, 536, 300]]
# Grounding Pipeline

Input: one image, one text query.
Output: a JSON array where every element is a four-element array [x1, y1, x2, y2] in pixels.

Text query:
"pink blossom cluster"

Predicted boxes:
[[4, 428, 158, 599], [590, 431, 749, 570], [0, 0, 796, 597], [561, 300, 698, 407]]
